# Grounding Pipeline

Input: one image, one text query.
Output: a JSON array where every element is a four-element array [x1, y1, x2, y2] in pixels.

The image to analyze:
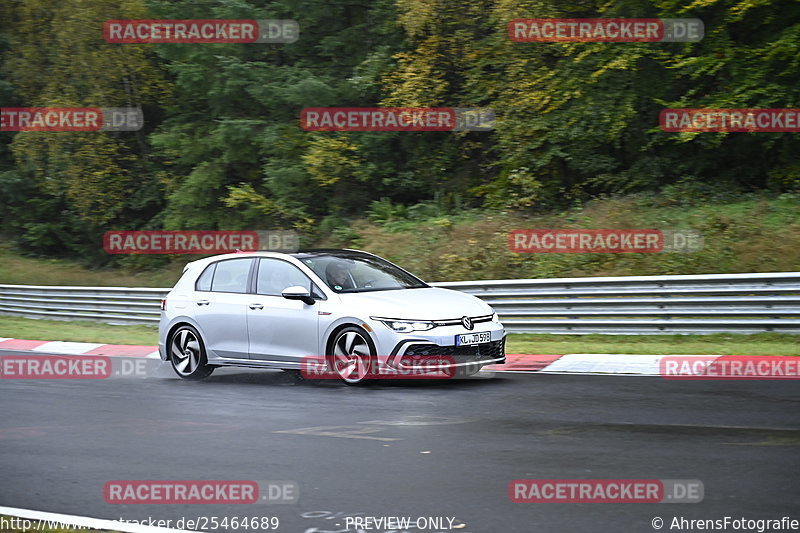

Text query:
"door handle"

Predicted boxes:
[[196, 300, 210, 306], [249, 303, 264, 310]]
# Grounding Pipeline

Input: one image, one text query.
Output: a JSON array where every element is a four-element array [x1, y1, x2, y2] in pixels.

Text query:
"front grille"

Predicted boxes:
[[403, 338, 505, 361], [432, 314, 494, 327]]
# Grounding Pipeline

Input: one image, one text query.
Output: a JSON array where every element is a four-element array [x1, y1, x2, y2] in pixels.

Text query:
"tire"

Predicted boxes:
[[169, 325, 214, 380], [328, 326, 377, 385]]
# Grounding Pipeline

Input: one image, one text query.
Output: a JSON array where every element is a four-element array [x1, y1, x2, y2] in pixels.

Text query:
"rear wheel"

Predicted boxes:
[[170, 325, 214, 380], [329, 327, 376, 385]]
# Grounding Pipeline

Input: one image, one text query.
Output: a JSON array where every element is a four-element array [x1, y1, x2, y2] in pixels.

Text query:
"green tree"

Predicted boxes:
[[1, 0, 171, 258]]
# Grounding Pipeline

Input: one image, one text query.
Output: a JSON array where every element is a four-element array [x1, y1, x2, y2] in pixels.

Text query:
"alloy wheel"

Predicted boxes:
[[331, 330, 374, 384], [171, 328, 201, 376]]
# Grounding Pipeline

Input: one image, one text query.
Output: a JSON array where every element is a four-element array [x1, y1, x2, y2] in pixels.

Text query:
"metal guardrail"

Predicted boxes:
[[439, 272, 800, 334], [1, 272, 799, 334], [0, 285, 166, 324]]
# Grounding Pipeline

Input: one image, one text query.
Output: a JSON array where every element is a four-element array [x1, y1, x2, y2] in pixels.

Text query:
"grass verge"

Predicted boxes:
[[507, 333, 800, 356], [326, 193, 800, 281], [2, 193, 800, 288], [0, 242, 182, 287], [0, 316, 158, 345]]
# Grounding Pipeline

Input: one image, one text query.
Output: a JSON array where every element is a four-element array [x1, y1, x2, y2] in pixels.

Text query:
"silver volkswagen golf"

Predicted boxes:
[[158, 249, 506, 384]]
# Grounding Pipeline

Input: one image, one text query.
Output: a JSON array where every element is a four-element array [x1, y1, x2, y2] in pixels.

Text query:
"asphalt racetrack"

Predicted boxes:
[[1, 349, 798, 533]]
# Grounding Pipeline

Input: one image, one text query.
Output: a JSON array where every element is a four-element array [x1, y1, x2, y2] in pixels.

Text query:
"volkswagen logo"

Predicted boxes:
[[461, 316, 473, 330]]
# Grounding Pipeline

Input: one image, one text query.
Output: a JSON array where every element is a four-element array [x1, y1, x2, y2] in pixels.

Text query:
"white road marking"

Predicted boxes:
[[0, 505, 198, 533], [360, 416, 474, 426], [274, 425, 400, 441], [32, 341, 104, 354], [540, 353, 720, 376]]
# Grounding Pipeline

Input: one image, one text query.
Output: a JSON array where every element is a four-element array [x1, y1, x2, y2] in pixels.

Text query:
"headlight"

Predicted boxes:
[[491, 312, 499, 322], [371, 318, 436, 333]]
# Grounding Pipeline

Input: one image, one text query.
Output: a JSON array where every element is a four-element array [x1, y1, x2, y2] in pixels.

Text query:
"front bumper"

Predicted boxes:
[[366, 316, 506, 370], [387, 337, 506, 370]]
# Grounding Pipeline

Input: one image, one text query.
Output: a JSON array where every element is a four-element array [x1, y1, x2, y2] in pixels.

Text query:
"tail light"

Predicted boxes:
[[160, 298, 167, 311]]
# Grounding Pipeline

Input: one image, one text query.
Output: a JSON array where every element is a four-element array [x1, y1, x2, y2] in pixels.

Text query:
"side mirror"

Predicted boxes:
[[281, 285, 315, 305]]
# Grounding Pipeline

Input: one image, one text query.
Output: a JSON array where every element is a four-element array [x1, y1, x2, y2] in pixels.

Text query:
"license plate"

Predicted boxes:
[[456, 331, 491, 346]]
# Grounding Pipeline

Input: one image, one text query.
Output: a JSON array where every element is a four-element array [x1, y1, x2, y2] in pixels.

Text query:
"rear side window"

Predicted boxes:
[[210, 258, 252, 294], [195, 264, 216, 292]]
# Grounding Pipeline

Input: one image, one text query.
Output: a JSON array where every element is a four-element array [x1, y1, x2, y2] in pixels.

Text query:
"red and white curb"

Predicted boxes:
[[0, 338, 730, 376], [493, 353, 725, 376], [0, 338, 159, 359]]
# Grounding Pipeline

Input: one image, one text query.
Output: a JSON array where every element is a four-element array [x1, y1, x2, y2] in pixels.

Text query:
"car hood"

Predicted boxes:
[[338, 287, 493, 320]]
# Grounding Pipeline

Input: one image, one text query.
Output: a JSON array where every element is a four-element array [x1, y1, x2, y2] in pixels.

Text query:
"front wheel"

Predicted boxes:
[[329, 327, 376, 385], [170, 325, 214, 380]]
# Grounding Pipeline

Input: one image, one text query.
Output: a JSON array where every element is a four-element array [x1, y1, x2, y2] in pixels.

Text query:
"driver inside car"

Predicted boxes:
[[325, 260, 356, 291]]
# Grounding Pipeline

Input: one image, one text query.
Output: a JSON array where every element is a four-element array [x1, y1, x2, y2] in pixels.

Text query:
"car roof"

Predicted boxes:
[[292, 248, 375, 257], [183, 248, 374, 270]]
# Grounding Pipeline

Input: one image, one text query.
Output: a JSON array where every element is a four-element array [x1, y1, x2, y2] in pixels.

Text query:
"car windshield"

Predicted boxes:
[[293, 252, 428, 293]]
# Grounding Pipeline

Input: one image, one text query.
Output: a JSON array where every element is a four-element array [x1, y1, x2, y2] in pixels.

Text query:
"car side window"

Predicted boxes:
[[195, 263, 216, 292], [210, 258, 252, 294], [256, 259, 315, 296]]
